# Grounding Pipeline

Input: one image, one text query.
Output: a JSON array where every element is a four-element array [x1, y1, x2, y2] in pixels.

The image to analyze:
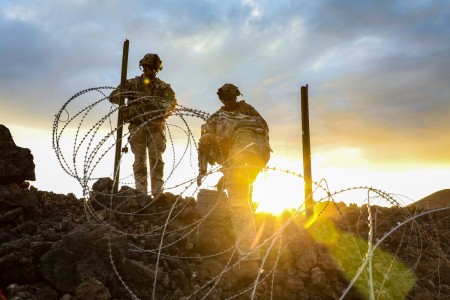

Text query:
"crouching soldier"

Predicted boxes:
[[197, 83, 271, 282]]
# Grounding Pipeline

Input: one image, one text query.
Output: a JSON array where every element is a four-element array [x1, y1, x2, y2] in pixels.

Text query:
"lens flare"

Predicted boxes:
[[307, 218, 416, 299]]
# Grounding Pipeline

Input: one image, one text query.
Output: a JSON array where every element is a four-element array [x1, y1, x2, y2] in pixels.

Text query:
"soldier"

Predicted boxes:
[[197, 83, 271, 282], [109, 53, 177, 197]]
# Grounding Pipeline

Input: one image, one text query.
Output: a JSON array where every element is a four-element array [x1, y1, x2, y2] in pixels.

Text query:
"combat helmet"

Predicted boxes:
[[139, 53, 163, 72], [217, 83, 242, 99]]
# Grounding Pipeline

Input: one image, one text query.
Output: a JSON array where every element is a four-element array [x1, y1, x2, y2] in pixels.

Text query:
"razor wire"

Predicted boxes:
[[52, 86, 449, 300]]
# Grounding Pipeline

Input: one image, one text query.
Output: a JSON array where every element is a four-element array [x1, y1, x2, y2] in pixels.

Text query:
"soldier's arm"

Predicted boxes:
[[198, 120, 215, 163], [109, 85, 122, 105], [197, 114, 220, 185], [109, 79, 134, 105], [161, 83, 177, 113], [197, 119, 216, 185]]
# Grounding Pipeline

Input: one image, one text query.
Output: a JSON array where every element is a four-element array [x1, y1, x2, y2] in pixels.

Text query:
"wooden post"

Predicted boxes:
[[301, 84, 314, 220], [113, 39, 129, 193]]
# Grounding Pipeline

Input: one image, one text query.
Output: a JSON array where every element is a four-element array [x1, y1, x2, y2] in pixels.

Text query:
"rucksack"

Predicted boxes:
[[208, 111, 270, 166]]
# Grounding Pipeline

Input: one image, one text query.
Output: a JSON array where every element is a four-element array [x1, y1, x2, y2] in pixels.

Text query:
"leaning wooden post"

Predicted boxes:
[[301, 84, 314, 220], [113, 39, 129, 193]]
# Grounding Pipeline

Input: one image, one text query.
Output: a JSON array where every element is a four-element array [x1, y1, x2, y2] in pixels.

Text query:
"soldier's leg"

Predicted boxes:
[[146, 128, 166, 197], [129, 125, 148, 194], [226, 165, 261, 262]]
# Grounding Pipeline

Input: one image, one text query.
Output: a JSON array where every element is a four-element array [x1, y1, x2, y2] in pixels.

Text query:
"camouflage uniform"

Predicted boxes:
[[199, 92, 270, 262], [110, 73, 176, 196]]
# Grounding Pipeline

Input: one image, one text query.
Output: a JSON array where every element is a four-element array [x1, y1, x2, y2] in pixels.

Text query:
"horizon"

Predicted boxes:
[[6, 118, 449, 215]]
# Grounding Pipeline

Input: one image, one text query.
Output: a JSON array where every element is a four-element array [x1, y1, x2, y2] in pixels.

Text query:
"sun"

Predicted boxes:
[[252, 164, 306, 215]]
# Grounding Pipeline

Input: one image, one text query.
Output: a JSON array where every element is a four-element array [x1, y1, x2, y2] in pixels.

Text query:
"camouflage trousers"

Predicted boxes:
[[224, 154, 265, 262], [128, 122, 166, 196]]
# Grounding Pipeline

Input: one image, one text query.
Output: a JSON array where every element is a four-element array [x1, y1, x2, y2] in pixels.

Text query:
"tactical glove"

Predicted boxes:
[[197, 171, 205, 186]]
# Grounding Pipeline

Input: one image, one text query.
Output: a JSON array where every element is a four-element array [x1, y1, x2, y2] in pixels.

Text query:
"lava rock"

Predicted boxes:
[[0, 125, 35, 185]]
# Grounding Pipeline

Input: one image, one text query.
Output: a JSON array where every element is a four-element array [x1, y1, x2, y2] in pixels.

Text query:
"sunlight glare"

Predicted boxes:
[[253, 157, 305, 215]]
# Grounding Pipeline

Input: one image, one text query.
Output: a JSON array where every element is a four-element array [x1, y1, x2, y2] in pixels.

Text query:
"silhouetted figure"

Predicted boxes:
[[109, 53, 177, 197], [197, 83, 271, 282]]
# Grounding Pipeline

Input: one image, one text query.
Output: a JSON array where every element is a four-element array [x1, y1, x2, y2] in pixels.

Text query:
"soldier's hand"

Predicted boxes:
[[199, 133, 213, 146], [197, 172, 205, 186], [215, 176, 225, 192], [119, 106, 130, 124]]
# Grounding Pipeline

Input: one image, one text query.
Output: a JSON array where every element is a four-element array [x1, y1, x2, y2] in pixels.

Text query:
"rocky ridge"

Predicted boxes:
[[0, 125, 449, 300]]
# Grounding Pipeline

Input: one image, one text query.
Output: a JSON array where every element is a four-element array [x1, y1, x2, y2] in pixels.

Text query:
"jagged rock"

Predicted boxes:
[[311, 266, 326, 287], [0, 236, 41, 283], [195, 219, 235, 255], [0, 125, 35, 185], [0, 185, 39, 209], [295, 247, 318, 272], [286, 275, 304, 291], [89, 178, 152, 214], [170, 268, 190, 295], [92, 177, 114, 193], [5, 282, 57, 300], [40, 224, 128, 293], [74, 278, 111, 300], [0, 207, 23, 222], [115, 258, 161, 299], [441, 267, 450, 286]]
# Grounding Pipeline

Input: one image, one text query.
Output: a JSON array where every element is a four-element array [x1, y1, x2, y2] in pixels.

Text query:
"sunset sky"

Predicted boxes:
[[1, 1, 449, 209]]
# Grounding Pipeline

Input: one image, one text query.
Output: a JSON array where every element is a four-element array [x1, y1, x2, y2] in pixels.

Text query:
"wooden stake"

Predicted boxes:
[[113, 39, 129, 193], [301, 84, 314, 220]]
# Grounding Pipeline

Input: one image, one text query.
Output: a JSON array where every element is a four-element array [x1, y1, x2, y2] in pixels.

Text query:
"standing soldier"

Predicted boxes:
[[197, 83, 271, 282], [109, 53, 177, 197]]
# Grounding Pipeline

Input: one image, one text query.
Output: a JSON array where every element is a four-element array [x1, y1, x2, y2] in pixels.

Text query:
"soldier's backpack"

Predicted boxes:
[[209, 111, 271, 166]]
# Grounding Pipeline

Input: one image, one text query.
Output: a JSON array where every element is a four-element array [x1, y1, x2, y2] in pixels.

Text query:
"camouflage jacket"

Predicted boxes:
[[199, 100, 271, 167], [216, 100, 268, 131], [109, 75, 177, 125]]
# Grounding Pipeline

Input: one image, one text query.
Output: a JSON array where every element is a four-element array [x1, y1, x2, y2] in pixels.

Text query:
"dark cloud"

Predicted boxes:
[[0, 21, 54, 80]]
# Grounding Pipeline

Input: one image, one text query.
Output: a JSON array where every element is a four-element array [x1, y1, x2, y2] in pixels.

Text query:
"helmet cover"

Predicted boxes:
[[139, 53, 163, 72], [217, 83, 241, 99]]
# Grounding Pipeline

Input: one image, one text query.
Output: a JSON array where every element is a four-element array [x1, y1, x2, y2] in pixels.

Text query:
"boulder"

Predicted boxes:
[[74, 278, 111, 300], [0, 125, 35, 185], [40, 224, 128, 293]]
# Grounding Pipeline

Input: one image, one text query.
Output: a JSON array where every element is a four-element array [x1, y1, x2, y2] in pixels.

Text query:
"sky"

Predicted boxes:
[[1, 0, 449, 210]]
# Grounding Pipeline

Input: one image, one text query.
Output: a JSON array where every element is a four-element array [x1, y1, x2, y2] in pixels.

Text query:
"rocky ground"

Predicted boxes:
[[1, 182, 449, 300], [1, 124, 449, 299]]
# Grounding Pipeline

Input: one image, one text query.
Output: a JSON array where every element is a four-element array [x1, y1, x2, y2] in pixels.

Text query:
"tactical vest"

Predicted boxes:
[[123, 77, 171, 124]]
